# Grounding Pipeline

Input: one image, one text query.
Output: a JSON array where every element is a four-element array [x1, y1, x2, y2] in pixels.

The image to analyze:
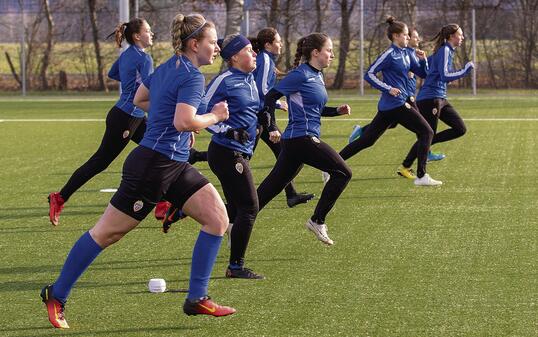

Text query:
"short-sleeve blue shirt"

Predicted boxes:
[[139, 55, 204, 162]]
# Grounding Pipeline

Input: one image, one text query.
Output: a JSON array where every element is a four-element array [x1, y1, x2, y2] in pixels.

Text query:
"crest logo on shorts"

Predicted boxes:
[[122, 130, 130, 139], [235, 162, 244, 174], [133, 200, 144, 212], [410, 96, 415, 102], [404, 102, 411, 109], [432, 108, 438, 115], [311, 136, 320, 144]]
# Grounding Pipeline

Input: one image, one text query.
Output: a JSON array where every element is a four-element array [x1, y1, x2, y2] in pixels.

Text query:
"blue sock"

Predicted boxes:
[[188, 231, 222, 301], [53, 231, 103, 303]]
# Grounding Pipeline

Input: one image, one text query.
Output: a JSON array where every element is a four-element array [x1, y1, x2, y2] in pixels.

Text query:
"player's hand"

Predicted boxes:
[[415, 49, 426, 59], [389, 88, 401, 97], [269, 130, 281, 143], [279, 100, 288, 112], [337, 104, 351, 115], [212, 101, 229, 122]]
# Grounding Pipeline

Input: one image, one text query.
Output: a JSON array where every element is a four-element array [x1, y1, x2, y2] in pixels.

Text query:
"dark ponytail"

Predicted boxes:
[[107, 17, 146, 48], [385, 15, 407, 41], [293, 33, 329, 68], [249, 27, 278, 53], [432, 23, 460, 53]]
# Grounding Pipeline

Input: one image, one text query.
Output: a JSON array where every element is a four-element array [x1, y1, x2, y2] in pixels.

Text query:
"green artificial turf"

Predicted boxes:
[[0, 91, 536, 336]]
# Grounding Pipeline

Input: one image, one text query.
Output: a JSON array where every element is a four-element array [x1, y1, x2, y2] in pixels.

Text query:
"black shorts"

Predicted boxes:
[[110, 146, 209, 220]]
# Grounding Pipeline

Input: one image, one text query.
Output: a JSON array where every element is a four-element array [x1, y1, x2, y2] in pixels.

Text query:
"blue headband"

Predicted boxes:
[[220, 35, 251, 60], [181, 20, 206, 42]]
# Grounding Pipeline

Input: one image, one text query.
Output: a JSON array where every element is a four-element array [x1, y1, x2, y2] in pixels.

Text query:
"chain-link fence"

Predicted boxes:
[[1, 0, 537, 91]]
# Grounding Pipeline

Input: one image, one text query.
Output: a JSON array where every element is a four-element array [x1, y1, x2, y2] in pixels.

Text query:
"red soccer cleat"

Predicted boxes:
[[40, 285, 69, 329], [48, 192, 65, 226], [154, 201, 171, 220], [183, 296, 236, 317]]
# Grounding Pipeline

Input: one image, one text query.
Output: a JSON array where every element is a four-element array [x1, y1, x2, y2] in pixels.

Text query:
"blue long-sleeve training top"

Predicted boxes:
[[140, 55, 204, 162], [253, 49, 281, 110], [364, 43, 428, 111], [405, 47, 428, 97], [417, 42, 473, 100], [274, 63, 328, 139], [108, 44, 153, 118], [197, 67, 260, 156]]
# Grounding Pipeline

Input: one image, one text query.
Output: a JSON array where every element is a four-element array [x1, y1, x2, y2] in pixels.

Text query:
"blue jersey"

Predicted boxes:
[[417, 43, 473, 100], [140, 55, 204, 162], [275, 63, 328, 139], [253, 50, 281, 110], [108, 44, 153, 118], [365, 44, 428, 111], [405, 47, 428, 96], [197, 67, 260, 155]]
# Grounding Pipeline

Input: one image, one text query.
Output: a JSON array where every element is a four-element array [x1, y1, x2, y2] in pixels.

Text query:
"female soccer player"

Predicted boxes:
[[347, 28, 446, 167], [256, 33, 352, 246], [400, 23, 473, 175], [198, 34, 264, 279], [48, 18, 154, 226], [250, 28, 314, 208], [40, 13, 235, 329], [339, 17, 440, 186]]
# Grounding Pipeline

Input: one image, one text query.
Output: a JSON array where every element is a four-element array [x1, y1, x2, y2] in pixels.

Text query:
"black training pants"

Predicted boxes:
[[208, 142, 259, 267], [257, 136, 351, 224], [402, 98, 466, 168], [60, 106, 146, 201], [339, 103, 433, 178]]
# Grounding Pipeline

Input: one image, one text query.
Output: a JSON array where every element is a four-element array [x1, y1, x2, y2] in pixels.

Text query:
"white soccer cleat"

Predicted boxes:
[[321, 171, 330, 184], [305, 219, 334, 245], [226, 223, 233, 247], [414, 173, 443, 186]]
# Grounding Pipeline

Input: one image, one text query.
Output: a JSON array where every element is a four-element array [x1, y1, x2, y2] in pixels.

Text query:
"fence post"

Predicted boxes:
[[472, 8, 477, 95], [359, 0, 364, 96]]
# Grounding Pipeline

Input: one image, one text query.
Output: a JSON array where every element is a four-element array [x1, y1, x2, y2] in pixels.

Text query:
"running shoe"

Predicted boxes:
[[40, 285, 69, 329], [48, 192, 65, 226], [396, 166, 416, 179], [287, 193, 315, 208], [305, 219, 334, 245], [183, 296, 236, 317], [162, 206, 186, 233], [414, 173, 443, 186], [225, 267, 265, 279], [427, 151, 446, 162], [154, 201, 171, 220], [348, 125, 362, 143]]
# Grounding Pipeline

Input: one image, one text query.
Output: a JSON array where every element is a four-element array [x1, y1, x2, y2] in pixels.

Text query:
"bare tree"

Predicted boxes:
[[513, 0, 538, 87], [225, 0, 244, 35], [39, 0, 54, 90], [88, 0, 107, 91], [268, 0, 279, 28], [333, 0, 358, 88]]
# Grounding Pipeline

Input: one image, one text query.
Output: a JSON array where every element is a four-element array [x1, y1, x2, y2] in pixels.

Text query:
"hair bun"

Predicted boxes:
[[386, 16, 395, 25]]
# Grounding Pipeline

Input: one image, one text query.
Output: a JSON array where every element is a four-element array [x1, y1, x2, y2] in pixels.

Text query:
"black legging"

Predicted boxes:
[[402, 98, 466, 168], [253, 124, 298, 198], [59, 106, 146, 201], [208, 142, 258, 267], [340, 103, 433, 178], [257, 136, 351, 224]]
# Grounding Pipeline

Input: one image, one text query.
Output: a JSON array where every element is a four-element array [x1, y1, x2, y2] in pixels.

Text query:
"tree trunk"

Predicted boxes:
[[40, 0, 54, 90], [333, 0, 351, 88], [268, 0, 279, 28], [315, 0, 323, 32], [88, 0, 107, 91], [225, 0, 244, 36]]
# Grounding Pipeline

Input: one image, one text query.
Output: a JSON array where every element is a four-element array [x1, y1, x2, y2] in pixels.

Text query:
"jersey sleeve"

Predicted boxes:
[[409, 50, 428, 79], [197, 76, 230, 135], [438, 46, 473, 83], [138, 54, 154, 82], [177, 73, 205, 108], [364, 48, 393, 93], [108, 59, 120, 81]]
